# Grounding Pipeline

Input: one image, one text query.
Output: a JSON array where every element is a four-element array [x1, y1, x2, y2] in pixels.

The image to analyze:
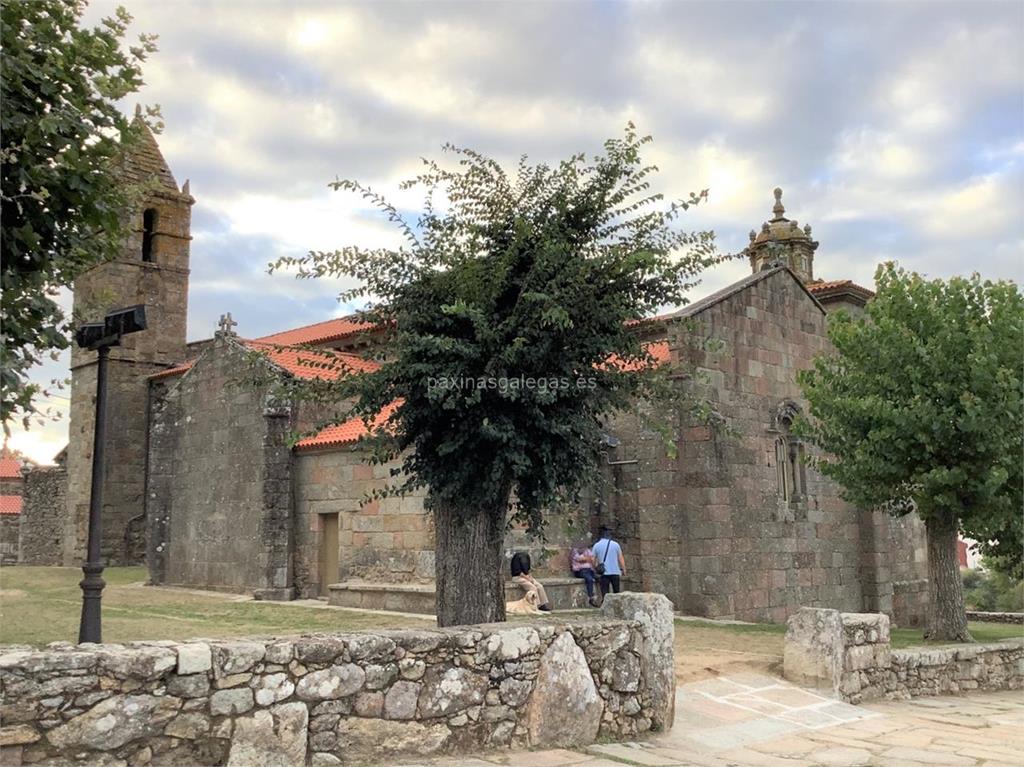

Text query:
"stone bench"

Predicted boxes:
[[328, 577, 590, 614]]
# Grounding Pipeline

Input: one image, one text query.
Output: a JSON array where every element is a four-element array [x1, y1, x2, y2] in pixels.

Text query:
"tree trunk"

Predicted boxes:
[[923, 513, 972, 642], [434, 500, 507, 627]]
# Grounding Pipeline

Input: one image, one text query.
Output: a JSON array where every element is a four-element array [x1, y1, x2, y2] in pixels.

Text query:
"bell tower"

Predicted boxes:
[[744, 188, 818, 283], [64, 117, 194, 565]]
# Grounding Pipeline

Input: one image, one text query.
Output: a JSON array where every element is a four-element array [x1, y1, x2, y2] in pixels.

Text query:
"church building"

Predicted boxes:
[[18, 127, 929, 627]]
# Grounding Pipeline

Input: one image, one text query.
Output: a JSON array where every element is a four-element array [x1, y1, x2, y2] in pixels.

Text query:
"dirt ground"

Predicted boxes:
[[673, 619, 785, 682]]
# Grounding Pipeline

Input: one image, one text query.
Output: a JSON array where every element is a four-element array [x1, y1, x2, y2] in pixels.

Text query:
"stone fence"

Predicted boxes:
[[966, 610, 1024, 625], [0, 593, 673, 766], [784, 607, 1024, 704]]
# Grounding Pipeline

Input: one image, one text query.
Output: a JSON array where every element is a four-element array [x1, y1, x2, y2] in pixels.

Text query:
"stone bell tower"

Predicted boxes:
[[744, 188, 819, 283], [64, 117, 194, 565]]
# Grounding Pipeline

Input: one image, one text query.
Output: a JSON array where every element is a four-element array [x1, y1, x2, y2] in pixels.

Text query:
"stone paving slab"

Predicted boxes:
[[407, 677, 1024, 767]]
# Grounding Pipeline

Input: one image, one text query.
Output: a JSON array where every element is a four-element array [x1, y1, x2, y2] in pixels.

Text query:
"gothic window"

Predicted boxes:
[[141, 208, 158, 262], [771, 401, 806, 504], [775, 437, 790, 501]]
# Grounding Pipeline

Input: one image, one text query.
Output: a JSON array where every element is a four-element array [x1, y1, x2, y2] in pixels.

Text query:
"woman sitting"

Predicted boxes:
[[510, 551, 553, 612], [570, 539, 600, 607]]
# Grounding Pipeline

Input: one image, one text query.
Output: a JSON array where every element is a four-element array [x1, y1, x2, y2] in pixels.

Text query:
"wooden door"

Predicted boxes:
[[320, 514, 339, 596]]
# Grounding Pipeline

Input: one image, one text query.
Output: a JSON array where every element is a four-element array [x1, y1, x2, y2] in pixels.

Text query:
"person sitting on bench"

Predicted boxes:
[[570, 539, 600, 607], [510, 551, 552, 612]]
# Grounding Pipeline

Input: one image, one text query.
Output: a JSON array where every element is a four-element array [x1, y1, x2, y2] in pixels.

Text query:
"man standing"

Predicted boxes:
[[593, 526, 625, 599]]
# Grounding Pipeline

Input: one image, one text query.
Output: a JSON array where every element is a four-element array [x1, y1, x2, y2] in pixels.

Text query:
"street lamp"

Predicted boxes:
[[74, 304, 147, 644]]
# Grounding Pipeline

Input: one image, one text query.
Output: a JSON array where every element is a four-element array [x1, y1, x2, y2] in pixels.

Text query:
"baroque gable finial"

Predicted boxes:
[[772, 187, 785, 220]]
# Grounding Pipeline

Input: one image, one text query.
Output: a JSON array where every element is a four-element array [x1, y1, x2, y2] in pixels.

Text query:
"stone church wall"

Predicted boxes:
[[293, 450, 433, 598], [17, 466, 67, 565], [146, 338, 294, 599], [0, 593, 673, 767], [889, 514, 929, 627], [606, 270, 868, 622], [0, 515, 19, 565]]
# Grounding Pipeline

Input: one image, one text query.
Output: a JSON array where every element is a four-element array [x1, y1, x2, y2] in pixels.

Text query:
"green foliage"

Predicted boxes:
[[273, 125, 719, 528], [798, 263, 1023, 548], [1, 0, 157, 429], [963, 566, 1024, 613]]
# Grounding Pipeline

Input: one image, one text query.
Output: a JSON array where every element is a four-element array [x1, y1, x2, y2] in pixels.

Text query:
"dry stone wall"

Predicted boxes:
[[0, 593, 673, 766], [966, 611, 1024, 625], [784, 607, 1024, 704]]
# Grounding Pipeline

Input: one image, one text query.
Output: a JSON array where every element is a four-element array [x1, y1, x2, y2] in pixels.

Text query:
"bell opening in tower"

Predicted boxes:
[[141, 208, 158, 262]]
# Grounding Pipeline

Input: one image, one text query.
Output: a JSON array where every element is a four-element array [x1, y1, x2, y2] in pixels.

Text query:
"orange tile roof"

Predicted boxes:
[[148, 341, 380, 383], [0, 495, 23, 514], [604, 340, 671, 372], [296, 342, 670, 452], [0, 447, 26, 479], [256, 316, 376, 347], [295, 400, 402, 451], [245, 341, 379, 380], [806, 279, 875, 298], [150, 360, 196, 380]]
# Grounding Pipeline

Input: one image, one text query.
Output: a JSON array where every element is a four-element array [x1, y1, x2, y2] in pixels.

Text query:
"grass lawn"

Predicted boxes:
[[0, 566, 424, 647], [891, 621, 1024, 648], [675, 616, 1023, 652], [2, 567, 1020, 653]]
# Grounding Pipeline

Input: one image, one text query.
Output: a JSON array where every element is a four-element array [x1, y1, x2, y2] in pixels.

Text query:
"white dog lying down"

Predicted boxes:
[[505, 588, 541, 615]]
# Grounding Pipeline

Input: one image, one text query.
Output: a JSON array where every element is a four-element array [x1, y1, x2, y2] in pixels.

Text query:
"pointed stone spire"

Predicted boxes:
[[123, 109, 179, 194]]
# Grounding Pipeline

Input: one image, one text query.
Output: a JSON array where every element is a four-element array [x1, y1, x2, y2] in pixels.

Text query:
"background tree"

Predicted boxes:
[[798, 264, 1022, 642], [274, 126, 719, 626], [1, 0, 157, 429]]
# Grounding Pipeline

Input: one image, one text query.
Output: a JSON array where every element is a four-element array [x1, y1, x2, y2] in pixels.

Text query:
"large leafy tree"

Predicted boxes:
[[799, 264, 1022, 641], [275, 126, 719, 626], [1, 0, 157, 429]]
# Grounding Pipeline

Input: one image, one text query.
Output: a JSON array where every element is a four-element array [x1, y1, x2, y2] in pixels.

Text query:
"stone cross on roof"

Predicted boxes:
[[216, 312, 238, 338]]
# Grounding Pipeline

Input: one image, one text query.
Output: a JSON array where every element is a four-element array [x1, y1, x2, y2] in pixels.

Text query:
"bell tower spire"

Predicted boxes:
[[65, 118, 194, 566]]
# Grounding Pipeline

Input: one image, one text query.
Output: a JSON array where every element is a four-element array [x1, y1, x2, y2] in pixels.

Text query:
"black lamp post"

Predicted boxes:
[[74, 305, 147, 644]]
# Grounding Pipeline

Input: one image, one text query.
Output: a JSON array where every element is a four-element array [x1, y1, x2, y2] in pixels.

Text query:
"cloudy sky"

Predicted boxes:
[[10, 0, 1023, 463]]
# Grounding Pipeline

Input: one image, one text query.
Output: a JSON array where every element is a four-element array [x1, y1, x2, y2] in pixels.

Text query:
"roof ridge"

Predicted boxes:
[[256, 313, 371, 340]]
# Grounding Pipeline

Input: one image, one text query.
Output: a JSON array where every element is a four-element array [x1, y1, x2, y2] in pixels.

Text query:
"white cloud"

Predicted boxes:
[[12, 0, 1020, 463]]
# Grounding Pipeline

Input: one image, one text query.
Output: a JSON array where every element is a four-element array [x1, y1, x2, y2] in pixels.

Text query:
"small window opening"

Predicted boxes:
[[141, 208, 157, 262], [774, 412, 806, 503]]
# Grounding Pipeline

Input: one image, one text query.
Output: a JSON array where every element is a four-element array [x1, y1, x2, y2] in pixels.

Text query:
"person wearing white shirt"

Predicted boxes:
[[592, 526, 625, 599]]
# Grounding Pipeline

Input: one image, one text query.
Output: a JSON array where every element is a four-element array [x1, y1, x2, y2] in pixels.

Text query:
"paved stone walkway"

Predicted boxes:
[[411, 675, 1024, 767]]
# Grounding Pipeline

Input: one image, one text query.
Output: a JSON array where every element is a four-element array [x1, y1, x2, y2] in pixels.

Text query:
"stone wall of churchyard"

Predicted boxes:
[[784, 607, 1024, 704], [0, 593, 673, 767], [966, 611, 1024, 625], [292, 450, 433, 598], [17, 467, 67, 566], [605, 269, 871, 622], [146, 337, 294, 600]]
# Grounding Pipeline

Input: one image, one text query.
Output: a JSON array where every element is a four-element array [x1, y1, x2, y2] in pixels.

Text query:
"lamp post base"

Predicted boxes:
[[78, 563, 106, 644]]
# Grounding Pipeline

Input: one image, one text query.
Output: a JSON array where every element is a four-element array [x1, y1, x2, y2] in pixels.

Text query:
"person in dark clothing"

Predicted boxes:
[[510, 552, 552, 612]]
